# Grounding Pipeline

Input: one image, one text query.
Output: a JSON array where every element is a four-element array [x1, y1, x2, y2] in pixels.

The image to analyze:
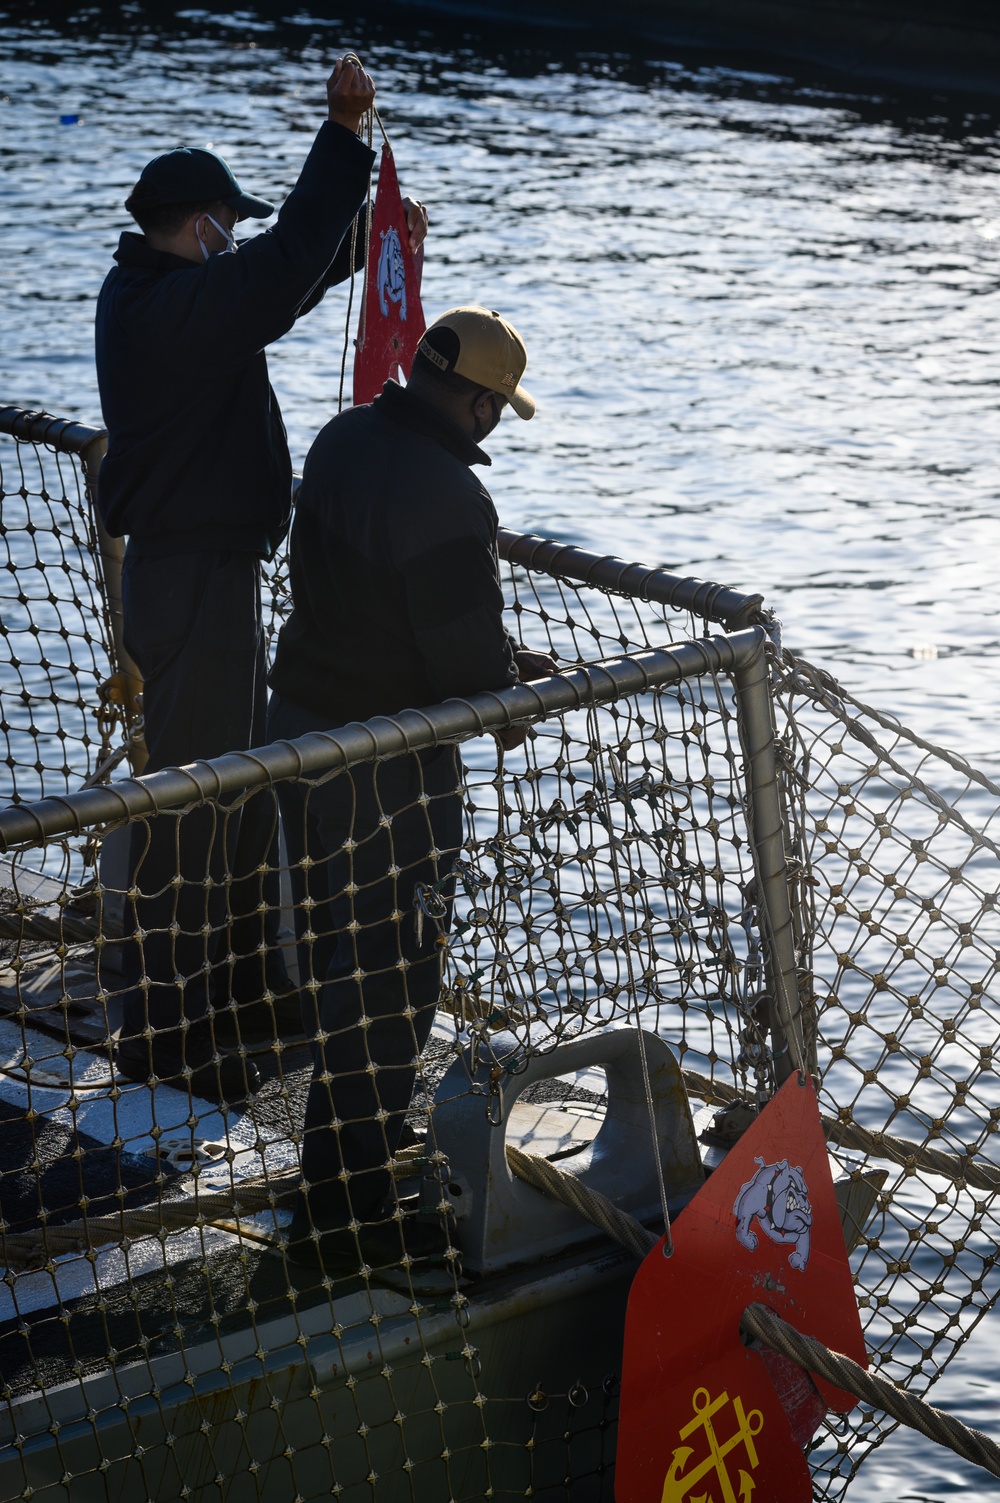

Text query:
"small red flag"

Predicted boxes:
[[353, 143, 425, 407], [616, 1073, 867, 1503]]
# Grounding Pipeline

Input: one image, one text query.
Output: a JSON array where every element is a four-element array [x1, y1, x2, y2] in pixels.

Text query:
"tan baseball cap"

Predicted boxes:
[[417, 306, 535, 420]]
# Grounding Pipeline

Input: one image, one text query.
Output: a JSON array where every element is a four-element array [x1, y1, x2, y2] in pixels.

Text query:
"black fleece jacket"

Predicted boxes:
[[95, 121, 375, 558], [268, 380, 518, 724]]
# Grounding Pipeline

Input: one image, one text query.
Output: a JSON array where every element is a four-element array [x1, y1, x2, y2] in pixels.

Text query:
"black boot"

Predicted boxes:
[[212, 974, 309, 1049], [115, 1027, 260, 1104]]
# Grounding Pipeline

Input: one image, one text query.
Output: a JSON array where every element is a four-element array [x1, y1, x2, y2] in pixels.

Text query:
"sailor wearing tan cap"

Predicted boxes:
[[413, 305, 537, 420], [266, 305, 555, 1271]]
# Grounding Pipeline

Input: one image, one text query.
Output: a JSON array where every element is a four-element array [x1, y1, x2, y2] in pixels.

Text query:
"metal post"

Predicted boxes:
[[732, 633, 807, 1084], [79, 434, 147, 775]]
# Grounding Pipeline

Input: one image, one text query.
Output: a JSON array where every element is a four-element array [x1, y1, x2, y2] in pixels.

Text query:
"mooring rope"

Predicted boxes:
[[0, 1058, 993, 1274], [0, 909, 97, 944], [509, 1153, 1000, 1485], [5, 1122, 999, 1485], [0, 1168, 299, 1267], [510, 1128, 1000, 1486], [2, 1066, 994, 1273], [681, 1067, 1000, 1195], [0, 1142, 652, 1271], [0, 1151, 428, 1269], [741, 1302, 1000, 1481], [506, 1144, 658, 1261]]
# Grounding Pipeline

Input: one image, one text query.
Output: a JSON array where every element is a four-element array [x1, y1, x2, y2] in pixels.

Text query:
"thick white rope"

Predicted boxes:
[[742, 1303, 1000, 1482]]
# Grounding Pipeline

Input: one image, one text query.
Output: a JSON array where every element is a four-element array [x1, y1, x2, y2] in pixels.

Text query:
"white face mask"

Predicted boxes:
[[196, 212, 237, 260]]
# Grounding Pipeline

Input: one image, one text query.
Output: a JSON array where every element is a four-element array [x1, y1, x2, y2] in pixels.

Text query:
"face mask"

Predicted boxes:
[[196, 213, 238, 261], [472, 392, 501, 444]]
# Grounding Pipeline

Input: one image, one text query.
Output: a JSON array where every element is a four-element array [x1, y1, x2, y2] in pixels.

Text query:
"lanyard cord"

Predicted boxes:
[[337, 53, 384, 412], [587, 705, 674, 1257]]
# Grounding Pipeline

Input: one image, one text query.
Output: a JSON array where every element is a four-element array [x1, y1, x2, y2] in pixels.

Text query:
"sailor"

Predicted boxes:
[[267, 306, 555, 1269], [95, 58, 429, 1103]]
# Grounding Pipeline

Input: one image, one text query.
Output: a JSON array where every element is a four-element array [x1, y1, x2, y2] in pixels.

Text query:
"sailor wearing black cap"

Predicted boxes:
[[96, 58, 427, 1104]]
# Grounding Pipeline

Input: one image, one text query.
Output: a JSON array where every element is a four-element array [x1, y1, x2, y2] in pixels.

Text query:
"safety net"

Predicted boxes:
[[0, 410, 117, 814], [0, 408, 997, 1502]]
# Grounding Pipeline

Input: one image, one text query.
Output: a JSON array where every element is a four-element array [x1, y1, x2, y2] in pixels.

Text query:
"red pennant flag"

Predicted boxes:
[[353, 143, 425, 407], [616, 1073, 867, 1503]]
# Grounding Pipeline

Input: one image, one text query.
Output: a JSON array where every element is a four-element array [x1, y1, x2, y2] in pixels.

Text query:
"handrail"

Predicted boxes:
[[0, 631, 767, 847], [0, 411, 767, 636], [497, 528, 766, 632], [0, 408, 804, 1144], [0, 405, 105, 459]]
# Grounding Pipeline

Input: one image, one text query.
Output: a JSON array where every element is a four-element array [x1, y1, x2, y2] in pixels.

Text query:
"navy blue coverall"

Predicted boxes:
[[267, 379, 519, 1225], [95, 122, 375, 1052]]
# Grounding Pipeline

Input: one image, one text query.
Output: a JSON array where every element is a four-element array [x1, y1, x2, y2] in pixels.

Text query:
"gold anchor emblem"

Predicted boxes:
[[660, 1385, 764, 1503]]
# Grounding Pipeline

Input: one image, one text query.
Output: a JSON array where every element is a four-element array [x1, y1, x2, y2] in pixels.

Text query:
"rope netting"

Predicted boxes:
[[0, 411, 118, 814], [0, 410, 998, 1501], [771, 651, 1000, 1493]]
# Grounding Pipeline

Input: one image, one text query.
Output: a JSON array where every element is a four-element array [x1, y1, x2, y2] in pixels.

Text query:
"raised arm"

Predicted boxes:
[[124, 59, 377, 362]]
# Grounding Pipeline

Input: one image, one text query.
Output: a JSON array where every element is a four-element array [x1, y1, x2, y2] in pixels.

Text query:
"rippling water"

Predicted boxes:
[[3, 6, 1000, 1496]]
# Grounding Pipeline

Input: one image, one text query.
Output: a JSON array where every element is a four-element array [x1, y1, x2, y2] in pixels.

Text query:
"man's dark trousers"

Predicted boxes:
[[267, 692, 463, 1228], [120, 549, 282, 1046]]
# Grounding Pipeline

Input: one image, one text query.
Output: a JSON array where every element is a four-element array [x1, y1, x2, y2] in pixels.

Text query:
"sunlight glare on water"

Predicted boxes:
[[2, 9, 1000, 767], [2, 9, 1000, 1496]]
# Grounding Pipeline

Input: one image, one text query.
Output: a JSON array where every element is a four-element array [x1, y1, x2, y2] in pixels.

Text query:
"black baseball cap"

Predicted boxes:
[[127, 147, 274, 220]]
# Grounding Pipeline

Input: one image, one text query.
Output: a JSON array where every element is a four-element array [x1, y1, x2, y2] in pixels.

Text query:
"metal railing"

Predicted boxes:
[[4, 405, 1000, 1502]]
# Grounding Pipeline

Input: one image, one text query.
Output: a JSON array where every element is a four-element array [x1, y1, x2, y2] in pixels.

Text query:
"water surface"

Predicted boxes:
[[2, 6, 1000, 1494]]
